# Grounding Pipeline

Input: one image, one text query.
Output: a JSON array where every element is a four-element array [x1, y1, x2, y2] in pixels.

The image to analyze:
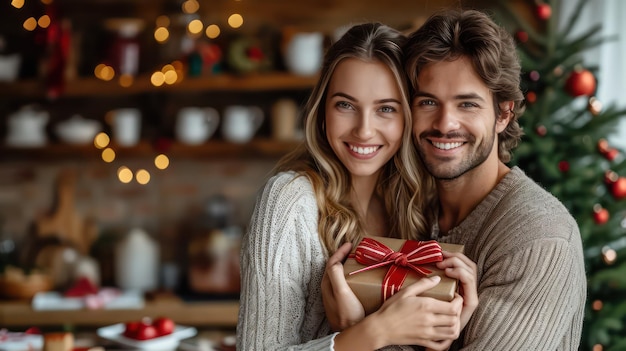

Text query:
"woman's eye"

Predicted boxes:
[[337, 101, 354, 110], [379, 106, 396, 113]]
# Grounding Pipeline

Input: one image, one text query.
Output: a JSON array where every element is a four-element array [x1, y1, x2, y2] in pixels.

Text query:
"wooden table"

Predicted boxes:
[[0, 298, 239, 328]]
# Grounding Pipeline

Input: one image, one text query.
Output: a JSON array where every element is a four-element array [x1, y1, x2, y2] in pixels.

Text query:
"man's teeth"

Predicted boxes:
[[432, 141, 463, 150], [350, 145, 379, 155]]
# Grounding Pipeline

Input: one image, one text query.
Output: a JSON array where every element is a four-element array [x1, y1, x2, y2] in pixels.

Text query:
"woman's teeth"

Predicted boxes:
[[350, 145, 379, 155]]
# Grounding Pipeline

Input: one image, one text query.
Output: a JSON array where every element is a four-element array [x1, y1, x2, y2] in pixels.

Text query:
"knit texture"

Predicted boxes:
[[433, 167, 586, 351], [237, 172, 420, 351]]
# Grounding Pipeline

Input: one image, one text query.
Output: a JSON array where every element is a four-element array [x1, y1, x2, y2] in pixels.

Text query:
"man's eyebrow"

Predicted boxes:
[[413, 91, 487, 102]]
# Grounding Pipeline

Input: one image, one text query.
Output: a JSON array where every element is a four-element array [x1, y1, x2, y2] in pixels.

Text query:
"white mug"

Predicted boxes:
[[284, 32, 324, 76], [109, 108, 141, 147], [175, 107, 220, 145], [222, 105, 264, 143]]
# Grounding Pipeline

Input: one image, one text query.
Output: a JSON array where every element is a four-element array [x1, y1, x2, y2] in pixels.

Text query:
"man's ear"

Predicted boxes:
[[496, 101, 514, 133]]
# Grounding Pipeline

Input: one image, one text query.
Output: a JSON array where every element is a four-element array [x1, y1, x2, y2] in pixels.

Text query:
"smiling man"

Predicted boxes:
[[404, 9, 586, 351]]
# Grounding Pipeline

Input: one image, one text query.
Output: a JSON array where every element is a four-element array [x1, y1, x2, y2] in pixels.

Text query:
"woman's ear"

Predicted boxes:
[[496, 101, 514, 133]]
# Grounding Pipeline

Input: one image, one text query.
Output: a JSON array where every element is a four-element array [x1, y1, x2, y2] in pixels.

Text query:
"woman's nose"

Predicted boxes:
[[353, 111, 377, 139]]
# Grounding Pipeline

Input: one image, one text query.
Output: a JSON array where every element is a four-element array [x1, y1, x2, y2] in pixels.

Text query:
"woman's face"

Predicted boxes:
[[325, 58, 405, 182]]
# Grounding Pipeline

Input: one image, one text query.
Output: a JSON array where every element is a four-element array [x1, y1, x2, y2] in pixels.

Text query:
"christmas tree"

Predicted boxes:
[[495, 0, 626, 350]]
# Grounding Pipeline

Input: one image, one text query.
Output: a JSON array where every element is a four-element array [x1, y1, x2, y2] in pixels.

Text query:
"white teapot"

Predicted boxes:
[[222, 105, 264, 143], [6, 105, 49, 147]]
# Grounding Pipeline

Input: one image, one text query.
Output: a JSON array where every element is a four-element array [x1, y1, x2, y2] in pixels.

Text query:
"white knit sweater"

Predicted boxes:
[[237, 172, 417, 351], [237, 172, 336, 350]]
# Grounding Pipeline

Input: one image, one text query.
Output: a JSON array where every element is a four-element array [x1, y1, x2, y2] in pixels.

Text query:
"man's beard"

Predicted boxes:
[[417, 130, 495, 181]]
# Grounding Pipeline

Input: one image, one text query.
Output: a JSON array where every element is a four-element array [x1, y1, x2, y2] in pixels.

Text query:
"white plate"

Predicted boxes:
[[96, 323, 197, 350]]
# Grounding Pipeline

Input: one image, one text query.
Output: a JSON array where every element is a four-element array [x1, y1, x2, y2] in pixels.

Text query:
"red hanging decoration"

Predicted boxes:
[[597, 139, 610, 154], [593, 205, 609, 225], [605, 149, 619, 161], [558, 160, 570, 172], [536, 3, 552, 20], [605, 170, 619, 185], [535, 125, 547, 136], [565, 68, 596, 97], [526, 91, 537, 104], [612, 177, 626, 200], [515, 31, 529, 43]]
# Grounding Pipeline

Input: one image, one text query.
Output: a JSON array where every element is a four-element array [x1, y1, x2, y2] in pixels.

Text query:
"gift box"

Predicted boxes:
[[344, 237, 464, 315]]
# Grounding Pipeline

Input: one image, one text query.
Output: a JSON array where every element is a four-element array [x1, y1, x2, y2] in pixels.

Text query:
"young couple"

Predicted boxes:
[[237, 9, 586, 351]]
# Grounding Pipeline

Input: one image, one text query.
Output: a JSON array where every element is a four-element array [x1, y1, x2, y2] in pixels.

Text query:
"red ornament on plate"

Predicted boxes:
[[612, 177, 626, 200], [565, 69, 596, 97], [536, 3, 552, 20]]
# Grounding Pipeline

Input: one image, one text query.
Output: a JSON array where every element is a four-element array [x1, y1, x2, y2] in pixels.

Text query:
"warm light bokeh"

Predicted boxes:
[[117, 166, 134, 184], [94, 132, 110, 149], [228, 14, 244, 29], [136, 169, 151, 185], [155, 154, 170, 170], [206, 24, 220, 39], [101, 148, 116, 163]]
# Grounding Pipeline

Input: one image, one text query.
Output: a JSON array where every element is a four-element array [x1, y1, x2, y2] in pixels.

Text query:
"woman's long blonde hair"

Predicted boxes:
[[275, 22, 436, 254]]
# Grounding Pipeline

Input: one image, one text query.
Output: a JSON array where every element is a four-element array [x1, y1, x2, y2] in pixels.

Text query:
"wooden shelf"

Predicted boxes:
[[0, 138, 302, 161], [0, 298, 239, 327], [0, 73, 318, 99]]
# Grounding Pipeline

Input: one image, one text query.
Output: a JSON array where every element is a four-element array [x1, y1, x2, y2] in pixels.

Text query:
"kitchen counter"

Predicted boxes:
[[0, 297, 239, 328]]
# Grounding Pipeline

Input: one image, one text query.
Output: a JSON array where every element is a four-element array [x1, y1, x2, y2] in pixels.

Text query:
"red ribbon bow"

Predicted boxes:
[[349, 238, 443, 301]]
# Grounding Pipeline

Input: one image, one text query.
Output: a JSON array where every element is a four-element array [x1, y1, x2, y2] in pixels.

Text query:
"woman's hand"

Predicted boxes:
[[368, 276, 462, 350], [436, 251, 478, 330], [321, 242, 365, 331]]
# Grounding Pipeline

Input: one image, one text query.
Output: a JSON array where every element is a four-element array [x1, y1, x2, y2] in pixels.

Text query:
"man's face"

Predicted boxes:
[[411, 56, 507, 181]]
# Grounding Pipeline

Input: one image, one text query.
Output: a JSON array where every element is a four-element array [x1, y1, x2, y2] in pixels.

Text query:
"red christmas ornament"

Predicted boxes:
[[605, 148, 619, 161], [593, 206, 610, 225], [612, 177, 626, 200], [536, 3, 552, 20], [558, 160, 569, 172], [565, 69, 596, 97], [515, 31, 529, 43], [526, 91, 537, 104], [605, 170, 618, 184], [535, 125, 547, 137], [597, 139, 610, 154]]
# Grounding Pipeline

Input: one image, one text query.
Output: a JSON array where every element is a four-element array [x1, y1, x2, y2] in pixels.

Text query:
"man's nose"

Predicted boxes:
[[432, 105, 460, 133]]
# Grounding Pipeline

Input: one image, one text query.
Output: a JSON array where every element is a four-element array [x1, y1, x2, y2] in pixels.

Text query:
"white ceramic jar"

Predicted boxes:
[[115, 228, 159, 292]]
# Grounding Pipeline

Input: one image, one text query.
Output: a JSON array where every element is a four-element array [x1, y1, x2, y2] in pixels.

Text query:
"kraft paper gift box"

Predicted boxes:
[[344, 236, 464, 315]]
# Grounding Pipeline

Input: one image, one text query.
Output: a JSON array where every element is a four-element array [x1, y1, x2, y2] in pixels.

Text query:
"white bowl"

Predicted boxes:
[[97, 323, 197, 350], [55, 115, 102, 145]]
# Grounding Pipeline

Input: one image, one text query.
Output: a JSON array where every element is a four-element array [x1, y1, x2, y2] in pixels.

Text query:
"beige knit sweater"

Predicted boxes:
[[432, 167, 586, 351]]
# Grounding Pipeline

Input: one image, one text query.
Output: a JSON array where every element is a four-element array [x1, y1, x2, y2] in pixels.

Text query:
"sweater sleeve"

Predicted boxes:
[[459, 228, 586, 351], [236, 173, 336, 351]]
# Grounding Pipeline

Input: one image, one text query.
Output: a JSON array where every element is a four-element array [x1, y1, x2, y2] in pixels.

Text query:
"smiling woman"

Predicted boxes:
[[236, 22, 463, 351]]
